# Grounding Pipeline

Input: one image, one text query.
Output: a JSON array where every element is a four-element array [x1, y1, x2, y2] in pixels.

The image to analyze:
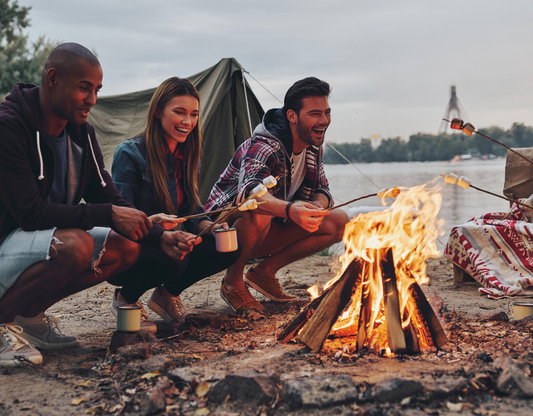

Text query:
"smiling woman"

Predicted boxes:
[[107, 77, 241, 330]]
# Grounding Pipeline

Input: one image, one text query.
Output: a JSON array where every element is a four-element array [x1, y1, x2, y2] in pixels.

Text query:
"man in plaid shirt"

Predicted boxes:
[[205, 77, 349, 314]]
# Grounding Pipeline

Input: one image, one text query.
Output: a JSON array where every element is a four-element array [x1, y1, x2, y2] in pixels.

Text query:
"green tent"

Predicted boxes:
[[88, 58, 264, 202]]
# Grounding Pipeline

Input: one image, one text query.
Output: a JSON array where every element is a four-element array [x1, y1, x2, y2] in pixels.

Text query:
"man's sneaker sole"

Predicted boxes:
[[147, 298, 173, 325], [16, 332, 79, 350], [244, 277, 297, 302]]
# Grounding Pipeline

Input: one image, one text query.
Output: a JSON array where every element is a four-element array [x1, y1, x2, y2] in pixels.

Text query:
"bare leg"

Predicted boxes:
[[222, 212, 273, 292], [253, 209, 349, 277], [222, 209, 349, 291], [0, 229, 139, 322]]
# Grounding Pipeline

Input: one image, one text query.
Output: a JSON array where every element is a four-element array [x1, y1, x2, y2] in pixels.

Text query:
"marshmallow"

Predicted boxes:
[[377, 187, 400, 198], [457, 176, 472, 189], [262, 176, 277, 189], [462, 123, 475, 136], [251, 184, 268, 198], [444, 172, 459, 184], [450, 118, 464, 130], [238, 199, 258, 211]]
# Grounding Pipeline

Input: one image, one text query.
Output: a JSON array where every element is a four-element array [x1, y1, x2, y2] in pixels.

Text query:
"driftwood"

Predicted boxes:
[[296, 259, 362, 352]]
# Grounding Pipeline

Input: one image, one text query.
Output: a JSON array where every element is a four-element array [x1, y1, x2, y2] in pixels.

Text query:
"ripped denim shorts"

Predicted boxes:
[[0, 227, 111, 300]]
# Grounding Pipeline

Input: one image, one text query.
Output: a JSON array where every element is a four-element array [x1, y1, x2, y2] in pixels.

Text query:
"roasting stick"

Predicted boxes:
[[195, 175, 279, 238], [441, 173, 532, 209], [443, 118, 533, 167], [180, 206, 235, 221], [325, 187, 401, 212]]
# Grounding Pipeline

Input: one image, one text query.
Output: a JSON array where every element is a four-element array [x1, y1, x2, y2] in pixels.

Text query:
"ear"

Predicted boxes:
[[286, 108, 298, 124], [154, 108, 161, 119], [44, 68, 59, 89]]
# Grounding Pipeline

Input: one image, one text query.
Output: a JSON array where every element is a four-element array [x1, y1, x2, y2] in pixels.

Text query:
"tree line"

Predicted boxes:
[[0, 0, 58, 100], [323, 123, 533, 164]]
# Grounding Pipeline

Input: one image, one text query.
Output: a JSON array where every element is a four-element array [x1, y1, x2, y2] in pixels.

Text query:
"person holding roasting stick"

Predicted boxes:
[[205, 77, 350, 314], [109, 77, 242, 331]]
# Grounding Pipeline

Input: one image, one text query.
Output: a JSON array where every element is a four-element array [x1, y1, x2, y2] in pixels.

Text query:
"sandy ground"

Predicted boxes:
[[0, 254, 532, 415]]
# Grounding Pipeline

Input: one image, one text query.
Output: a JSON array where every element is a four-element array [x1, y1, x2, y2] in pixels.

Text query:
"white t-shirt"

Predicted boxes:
[[287, 149, 307, 201]]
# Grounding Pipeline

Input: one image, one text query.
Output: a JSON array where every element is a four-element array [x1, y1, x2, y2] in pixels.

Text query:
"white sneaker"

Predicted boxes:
[[147, 287, 188, 324], [110, 289, 157, 333], [0, 324, 42, 366], [14, 313, 79, 350]]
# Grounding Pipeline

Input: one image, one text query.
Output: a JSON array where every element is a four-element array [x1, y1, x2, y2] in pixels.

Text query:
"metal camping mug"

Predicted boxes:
[[117, 305, 141, 332], [214, 227, 238, 252], [511, 302, 533, 320]]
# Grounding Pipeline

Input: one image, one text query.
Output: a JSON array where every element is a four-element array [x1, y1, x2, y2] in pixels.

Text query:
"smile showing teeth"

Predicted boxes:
[[175, 128, 189, 134]]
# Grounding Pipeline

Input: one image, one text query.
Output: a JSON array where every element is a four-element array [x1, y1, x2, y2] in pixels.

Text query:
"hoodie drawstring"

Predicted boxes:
[[87, 134, 106, 187], [36, 131, 44, 180], [35, 131, 106, 188]]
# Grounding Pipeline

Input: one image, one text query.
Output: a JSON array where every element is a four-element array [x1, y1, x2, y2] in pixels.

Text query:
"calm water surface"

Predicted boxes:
[[324, 159, 508, 251]]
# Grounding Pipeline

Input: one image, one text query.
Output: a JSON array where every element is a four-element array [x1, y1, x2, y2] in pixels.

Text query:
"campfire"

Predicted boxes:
[[278, 182, 448, 355]]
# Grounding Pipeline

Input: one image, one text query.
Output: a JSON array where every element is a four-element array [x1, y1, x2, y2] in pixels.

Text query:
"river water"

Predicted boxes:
[[324, 159, 509, 251]]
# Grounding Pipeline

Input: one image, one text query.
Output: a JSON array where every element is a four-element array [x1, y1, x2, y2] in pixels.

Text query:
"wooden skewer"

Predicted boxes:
[[443, 118, 533, 167], [180, 206, 235, 221], [196, 200, 268, 237], [325, 193, 379, 211]]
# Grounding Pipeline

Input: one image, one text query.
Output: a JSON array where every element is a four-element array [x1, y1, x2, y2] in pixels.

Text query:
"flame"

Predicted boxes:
[[324, 180, 444, 352]]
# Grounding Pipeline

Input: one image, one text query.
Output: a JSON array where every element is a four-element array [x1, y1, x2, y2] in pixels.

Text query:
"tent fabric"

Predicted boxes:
[[88, 58, 264, 202], [503, 147, 533, 200]]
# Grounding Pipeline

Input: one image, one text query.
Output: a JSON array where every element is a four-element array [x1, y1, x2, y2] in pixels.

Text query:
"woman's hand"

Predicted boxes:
[[159, 230, 202, 261], [210, 222, 230, 236], [149, 213, 186, 230]]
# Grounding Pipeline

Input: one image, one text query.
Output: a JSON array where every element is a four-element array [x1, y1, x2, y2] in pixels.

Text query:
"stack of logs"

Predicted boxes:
[[277, 248, 447, 354]]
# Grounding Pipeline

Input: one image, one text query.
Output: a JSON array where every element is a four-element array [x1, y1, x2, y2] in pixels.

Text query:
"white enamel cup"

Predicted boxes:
[[512, 302, 533, 320], [214, 228, 238, 252], [117, 305, 141, 332]]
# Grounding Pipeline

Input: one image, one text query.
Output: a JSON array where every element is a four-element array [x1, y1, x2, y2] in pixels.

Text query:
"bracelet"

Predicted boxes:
[[285, 201, 294, 220]]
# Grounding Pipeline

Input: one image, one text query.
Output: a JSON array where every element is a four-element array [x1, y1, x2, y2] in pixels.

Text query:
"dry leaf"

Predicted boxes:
[[109, 404, 122, 412], [195, 408, 210, 415], [191, 354, 204, 360], [167, 404, 181, 411], [77, 380, 91, 387], [71, 397, 86, 406], [20, 406, 33, 411], [195, 381, 210, 398], [125, 388, 136, 395], [141, 371, 160, 380]]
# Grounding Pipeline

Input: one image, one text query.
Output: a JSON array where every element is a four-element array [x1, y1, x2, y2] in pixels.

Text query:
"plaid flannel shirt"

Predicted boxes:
[[205, 134, 333, 212]]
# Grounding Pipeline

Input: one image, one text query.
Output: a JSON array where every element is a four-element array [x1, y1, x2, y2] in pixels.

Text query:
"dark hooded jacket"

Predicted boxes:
[[0, 83, 164, 244], [205, 107, 332, 212]]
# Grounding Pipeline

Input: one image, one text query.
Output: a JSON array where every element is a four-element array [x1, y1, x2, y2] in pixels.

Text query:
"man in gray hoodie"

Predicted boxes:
[[205, 77, 349, 315]]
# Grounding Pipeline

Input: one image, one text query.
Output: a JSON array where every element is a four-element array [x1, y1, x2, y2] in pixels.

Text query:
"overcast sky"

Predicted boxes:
[[18, 0, 533, 143]]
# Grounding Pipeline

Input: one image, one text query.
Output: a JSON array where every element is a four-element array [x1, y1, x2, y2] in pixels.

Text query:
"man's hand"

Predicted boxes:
[[288, 202, 329, 233], [159, 230, 202, 261], [149, 213, 186, 230], [112, 205, 152, 241]]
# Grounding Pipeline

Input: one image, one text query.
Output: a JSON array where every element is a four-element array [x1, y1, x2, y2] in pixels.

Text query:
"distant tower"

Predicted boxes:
[[439, 85, 468, 133]]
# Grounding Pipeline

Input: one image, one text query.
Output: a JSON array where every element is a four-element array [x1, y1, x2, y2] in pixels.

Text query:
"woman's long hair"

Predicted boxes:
[[144, 77, 202, 215]]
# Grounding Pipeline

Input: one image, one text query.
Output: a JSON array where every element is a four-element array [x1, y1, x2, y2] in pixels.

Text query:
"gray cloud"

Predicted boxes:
[[18, 0, 533, 142]]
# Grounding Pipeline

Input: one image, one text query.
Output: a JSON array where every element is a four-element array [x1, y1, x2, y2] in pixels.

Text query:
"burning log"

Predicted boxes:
[[290, 259, 362, 353], [381, 248, 407, 353]]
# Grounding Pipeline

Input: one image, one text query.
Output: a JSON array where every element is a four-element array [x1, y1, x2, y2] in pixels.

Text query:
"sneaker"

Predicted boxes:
[[147, 287, 188, 324], [110, 289, 157, 333], [244, 268, 298, 302], [220, 280, 266, 313], [14, 313, 79, 350], [0, 325, 42, 367]]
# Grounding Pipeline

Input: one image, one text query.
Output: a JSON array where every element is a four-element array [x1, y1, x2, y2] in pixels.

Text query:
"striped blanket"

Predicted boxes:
[[444, 199, 533, 298]]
